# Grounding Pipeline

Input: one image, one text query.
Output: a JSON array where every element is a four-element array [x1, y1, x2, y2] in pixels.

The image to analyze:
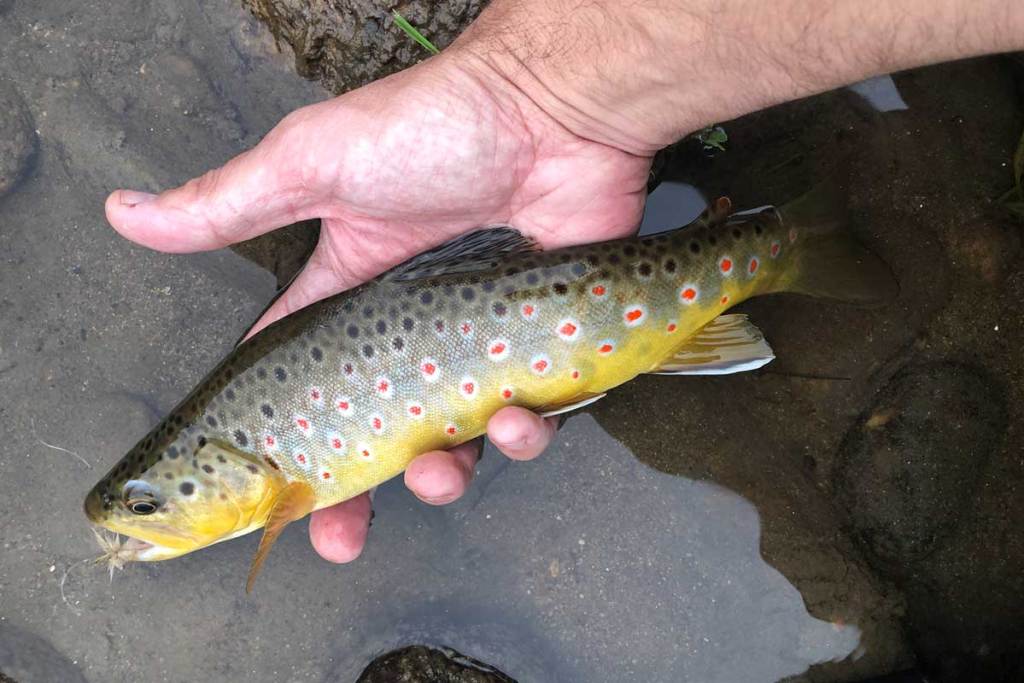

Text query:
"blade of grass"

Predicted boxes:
[[392, 10, 440, 55]]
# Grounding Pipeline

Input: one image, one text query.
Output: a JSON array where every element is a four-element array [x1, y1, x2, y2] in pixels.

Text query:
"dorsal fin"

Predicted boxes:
[[383, 226, 539, 282], [246, 481, 316, 593]]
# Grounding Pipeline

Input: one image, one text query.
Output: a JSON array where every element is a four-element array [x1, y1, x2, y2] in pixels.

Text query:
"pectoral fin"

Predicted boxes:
[[246, 481, 317, 593], [651, 314, 774, 375]]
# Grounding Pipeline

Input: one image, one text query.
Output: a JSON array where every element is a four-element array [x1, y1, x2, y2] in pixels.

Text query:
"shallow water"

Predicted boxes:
[[1, 2, 1022, 682]]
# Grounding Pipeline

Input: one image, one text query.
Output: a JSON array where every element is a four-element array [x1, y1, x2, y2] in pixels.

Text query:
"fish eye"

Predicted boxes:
[[128, 500, 158, 515], [122, 480, 161, 515]]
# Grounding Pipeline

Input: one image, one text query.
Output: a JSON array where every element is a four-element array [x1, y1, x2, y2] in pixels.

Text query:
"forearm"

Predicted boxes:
[[453, 0, 1024, 154]]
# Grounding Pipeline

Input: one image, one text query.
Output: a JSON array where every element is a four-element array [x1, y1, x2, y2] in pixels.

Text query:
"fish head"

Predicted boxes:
[[84, 438, 284, 561]]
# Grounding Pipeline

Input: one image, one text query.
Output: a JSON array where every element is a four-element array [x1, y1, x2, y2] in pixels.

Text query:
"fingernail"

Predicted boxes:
[[119, 190, 157, 207], [422, 493, 457, 505]]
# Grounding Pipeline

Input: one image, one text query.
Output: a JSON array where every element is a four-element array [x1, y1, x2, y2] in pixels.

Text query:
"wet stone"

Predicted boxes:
[[0, 80, 36, 197], [352, 645, 516, 683], [834, 362, 1007, 570]]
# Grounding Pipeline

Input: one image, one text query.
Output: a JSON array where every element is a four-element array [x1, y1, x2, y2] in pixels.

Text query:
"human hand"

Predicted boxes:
[[104, 49, 652, 562]]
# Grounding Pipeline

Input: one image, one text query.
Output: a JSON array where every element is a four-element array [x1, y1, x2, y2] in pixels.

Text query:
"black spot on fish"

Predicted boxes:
[[225, 388, 236, 401], [442, 285, 455, 297], [586, 254, 599, 267], [246, 464, 259, 474], [553, 282, 568, 296], [402, 317, 414, 332], [420, 291, 433, 305], [571, 263, 587, 277], [559, 253, 572, 263], [261, 404, 274, 419], [664, 258, 677, 274], [708, 235, 717, 246], [392, 337, 404, 351], [623, 245, 637, 257], [637, 262, 653, 277], [164, 472, 173, 480], [256, 367, 267, 380], [754, 223, 764, 236], [274, 367, 287, 382], [608, 253, 622, 265], [179, 482, 195, 495], [167, 446, 179, 460], [289, 352, 298, 364], [234, 430, 248, 447], [216, 454, 226, 463], [492, 301, 508, 317], [504, 267, 520, 276], [363, 344, 374, 359], [205, 415, 217, 428], [264, 456, 280, 471], [362, 306, 375, 318], [197, 436, 207, 448], [690, 241, 700, 254], [525, 273, 540, 285], [732, 228, 742, 239], [482, 281, 496, 293], [311, 347, 323, 362], [376, 320, 387, 334], [202, 464, 214, 474]]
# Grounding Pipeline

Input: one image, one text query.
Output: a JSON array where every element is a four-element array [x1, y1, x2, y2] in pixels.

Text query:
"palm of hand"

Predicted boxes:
[[106, 55, 653, 563]]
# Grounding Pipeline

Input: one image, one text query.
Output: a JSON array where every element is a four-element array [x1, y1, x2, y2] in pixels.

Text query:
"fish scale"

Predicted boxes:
[[85, 180, 896, 588]]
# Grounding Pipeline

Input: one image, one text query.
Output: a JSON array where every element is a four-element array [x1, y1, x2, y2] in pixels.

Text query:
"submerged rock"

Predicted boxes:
[[354, 645, 516, 683], [834, 362, 1007, 570], [0, 623, 88, 683], [241, 0, 485, 94], [0, 79, 35, 197]]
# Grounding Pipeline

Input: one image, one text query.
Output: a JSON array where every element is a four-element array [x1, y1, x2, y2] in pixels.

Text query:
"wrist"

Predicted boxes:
[[451, 0, 1024, 156]]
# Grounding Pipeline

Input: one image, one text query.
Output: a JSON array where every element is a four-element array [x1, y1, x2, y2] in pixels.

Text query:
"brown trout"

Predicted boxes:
[[84, 180, 895, 590]]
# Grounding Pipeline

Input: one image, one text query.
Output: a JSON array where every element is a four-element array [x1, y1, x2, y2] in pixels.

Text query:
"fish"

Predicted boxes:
[[83, 178, 896, 591]]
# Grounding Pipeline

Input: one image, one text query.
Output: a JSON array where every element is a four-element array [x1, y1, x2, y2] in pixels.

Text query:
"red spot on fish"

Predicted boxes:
[[420, 359, 440, 382], [331, 438, 342, 449], [322, 471, 331, 480], [623, 306, 647, 327], [591, 285, 606, 297], [626, 309, 642, 322], [378, 380, 388, 392], [459, 321, 473, 337], [487, 340, 510, 361], [446, 424, 458, 436], [310, 388, 320, 400], [748, 257, 759, 274], [501, 387, 514, 400], [561, 322, 577, 336], [721, 295, 729, 305], [667, 323, 678, 333], [458, 375, 478, 399], [265, 435, 276, 447], [408, 403, 423, 416], [720, 257, 733, 274], [296, 453, 306, 464], [571, 370, 580, 380], [360, 446, 372, 458], [680, 287, 697, 303], [296, 418, 309, 430], [343, 363, 354, 375], [598, 341, 615, 355], [463, 381, 475, 395], [371, 415, 383, 433], [770, 242, 781, 258], [533, 359, 548, 373], [521, 303, 537, 320]]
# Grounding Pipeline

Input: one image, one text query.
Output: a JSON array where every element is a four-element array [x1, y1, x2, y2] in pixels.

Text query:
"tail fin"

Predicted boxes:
[[774, 174, 898, 304]]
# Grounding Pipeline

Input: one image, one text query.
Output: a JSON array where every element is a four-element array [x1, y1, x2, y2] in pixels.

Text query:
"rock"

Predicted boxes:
[[0, 623, 88, 683], [0, 80, 36, 197], [353, 645, 516, 683], [834, 362, 1007, 570], [240, 0, 486, 93]]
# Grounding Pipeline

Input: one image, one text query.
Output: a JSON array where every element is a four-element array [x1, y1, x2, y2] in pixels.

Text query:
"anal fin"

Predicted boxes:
[[651, 314, 774, 375], [537, 393, 606, 418], [246, 481, 316, 593]]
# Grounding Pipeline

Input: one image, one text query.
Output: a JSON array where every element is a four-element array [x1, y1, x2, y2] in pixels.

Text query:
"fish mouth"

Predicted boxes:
[[92, 528, 189, 563]]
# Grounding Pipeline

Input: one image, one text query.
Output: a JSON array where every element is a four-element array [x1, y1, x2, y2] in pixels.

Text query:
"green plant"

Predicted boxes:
[[392, 10, 440, 55], [694, 125, 728, 153]]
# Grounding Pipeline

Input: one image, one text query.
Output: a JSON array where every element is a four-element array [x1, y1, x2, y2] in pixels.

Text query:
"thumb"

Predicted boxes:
[[106, 111, 325, 254]]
